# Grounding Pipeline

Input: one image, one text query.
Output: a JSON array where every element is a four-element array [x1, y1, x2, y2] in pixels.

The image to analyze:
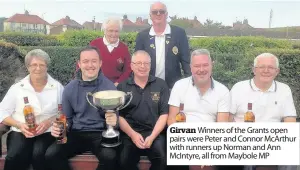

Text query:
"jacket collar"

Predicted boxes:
[[76, 69, 104, 87], [149, 24, 171, 36]]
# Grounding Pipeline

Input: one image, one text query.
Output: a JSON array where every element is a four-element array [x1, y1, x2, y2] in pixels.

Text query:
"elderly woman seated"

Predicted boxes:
[[0, 49, 64, 170], [75, 17, 132, 86]]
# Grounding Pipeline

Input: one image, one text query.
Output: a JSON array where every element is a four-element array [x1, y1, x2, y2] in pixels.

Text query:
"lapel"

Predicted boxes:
[[148, 34, 156, 75], [165, 33, 171, 58]]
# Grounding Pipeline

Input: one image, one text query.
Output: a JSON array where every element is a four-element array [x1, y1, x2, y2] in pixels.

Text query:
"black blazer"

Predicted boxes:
[[135, 25, 191, 88]]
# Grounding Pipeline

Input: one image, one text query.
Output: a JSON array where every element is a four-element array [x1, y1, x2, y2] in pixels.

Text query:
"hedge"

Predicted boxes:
[[0, 42, 25, 100], [2, 31, 298, 54], [189, 36, 294, 54], [0, 32, 61, 46]]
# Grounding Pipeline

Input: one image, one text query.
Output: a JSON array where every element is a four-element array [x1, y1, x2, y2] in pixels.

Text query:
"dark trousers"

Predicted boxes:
[[45, 131, 119, 170], [120, 132, 166, 170], [4, 131, 55, 170]]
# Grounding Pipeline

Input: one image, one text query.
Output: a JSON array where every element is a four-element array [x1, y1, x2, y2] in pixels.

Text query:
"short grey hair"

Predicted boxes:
[[190, 49, 212, 62], [150, 1, 168, 12], [101, 17, 123, 31], [25, 49, 50, 67], [132, 50, 151, 62], [254, 53, 279, 68]]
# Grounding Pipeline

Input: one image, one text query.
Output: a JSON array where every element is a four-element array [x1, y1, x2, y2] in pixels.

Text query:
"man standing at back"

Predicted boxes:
[[135, 1, 191, 89]]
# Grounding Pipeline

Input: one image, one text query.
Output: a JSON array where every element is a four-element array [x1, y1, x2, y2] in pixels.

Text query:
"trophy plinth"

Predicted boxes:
[[86, 90, 132, 147]]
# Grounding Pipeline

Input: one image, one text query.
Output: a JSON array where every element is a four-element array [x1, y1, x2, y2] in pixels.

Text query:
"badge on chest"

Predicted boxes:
[[150, 92, 160, 102]]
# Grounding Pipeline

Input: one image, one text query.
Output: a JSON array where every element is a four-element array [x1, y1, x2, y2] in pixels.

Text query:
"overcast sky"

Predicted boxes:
[[0, 0, 299, 28]]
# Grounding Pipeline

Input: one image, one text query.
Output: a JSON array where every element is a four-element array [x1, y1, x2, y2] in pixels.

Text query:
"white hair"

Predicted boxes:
[[150, 1, 168, 12], [254, 53, 279, 68], [190, 49, 212, 63], [101, 17, 123, 31], [25, 49, 50, 67], [132, 50, 151, 62]]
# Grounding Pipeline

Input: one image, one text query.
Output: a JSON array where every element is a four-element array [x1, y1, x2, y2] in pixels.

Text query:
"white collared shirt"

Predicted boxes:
[[0, 74, 64, 132], [168, 76, 230, 122], [149, 24, 171, 80], [230, 79, 297, 122], [103, 36, 119, 53]]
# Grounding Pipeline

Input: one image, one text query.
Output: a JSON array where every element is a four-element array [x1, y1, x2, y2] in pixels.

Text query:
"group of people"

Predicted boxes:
[[0, 1, 297, 170]]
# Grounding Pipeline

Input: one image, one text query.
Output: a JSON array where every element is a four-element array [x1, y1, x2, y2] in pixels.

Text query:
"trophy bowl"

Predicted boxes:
[[86, 90, 132, 147]]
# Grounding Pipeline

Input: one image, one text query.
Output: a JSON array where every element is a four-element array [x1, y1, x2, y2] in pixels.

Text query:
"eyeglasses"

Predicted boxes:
[[132, 62, 151, 67], [255, 66, 277, 71], [151, 9, 166, 15], [29, 64, 47, 69]]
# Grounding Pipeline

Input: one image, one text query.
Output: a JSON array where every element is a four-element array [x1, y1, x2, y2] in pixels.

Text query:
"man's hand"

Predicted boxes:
[[51, 122, 62, 138], [18, 123, 35, 138], [144, 135, 155, 148], [35, 119, 51, 136], [130, 131, 145, 149], [105, 112, 117, 126]]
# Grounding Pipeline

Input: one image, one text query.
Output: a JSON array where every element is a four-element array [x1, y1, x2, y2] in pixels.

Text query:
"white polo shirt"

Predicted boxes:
[[0, 74, 64, 132], [149, 24, 171, 80], [230, 79, 297, 122], [168, 76, 230, 122]]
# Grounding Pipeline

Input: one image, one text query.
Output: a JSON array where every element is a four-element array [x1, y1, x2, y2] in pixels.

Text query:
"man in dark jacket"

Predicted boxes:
[[45, 46, 119, 170], [135, 1, 191, 89]]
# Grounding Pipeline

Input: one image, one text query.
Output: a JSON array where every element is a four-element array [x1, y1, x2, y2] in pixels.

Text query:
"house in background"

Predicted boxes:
[[83, 18, 102, 30], [82, 15, 150, 33], [50, 16, 83, 34], [122, 15, 135, 26], [3, 11, 50, 34], [0, 17, 7, 32], [135, 17, 149, 26], [232, 19, 253, 30]]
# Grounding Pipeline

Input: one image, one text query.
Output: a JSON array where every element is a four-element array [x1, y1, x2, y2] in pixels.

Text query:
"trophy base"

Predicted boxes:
[[101, 130, 121, 147]]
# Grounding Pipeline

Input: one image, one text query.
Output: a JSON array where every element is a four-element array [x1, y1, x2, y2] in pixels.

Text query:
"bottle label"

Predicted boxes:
[[25, 113, 35, 128], [56, 120, 67, 144]]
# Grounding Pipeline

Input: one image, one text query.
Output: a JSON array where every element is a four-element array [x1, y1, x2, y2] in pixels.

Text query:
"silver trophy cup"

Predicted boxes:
[[86, 90, 133, 147]]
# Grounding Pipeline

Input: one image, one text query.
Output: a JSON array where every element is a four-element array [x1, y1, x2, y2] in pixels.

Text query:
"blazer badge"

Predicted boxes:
[[172, 46, 178, 55]]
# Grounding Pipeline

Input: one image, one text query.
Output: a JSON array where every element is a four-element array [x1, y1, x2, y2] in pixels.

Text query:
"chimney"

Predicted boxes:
[[25, 10, 29, 15], [93, 16, 96, 30]]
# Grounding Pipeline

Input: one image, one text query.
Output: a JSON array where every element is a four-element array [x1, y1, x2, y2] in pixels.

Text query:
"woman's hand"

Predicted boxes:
[[35, 119, 52, 136], [18, 123, 35, 138]]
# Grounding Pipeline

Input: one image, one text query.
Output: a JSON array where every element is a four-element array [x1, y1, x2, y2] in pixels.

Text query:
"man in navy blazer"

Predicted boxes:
[[135, 1, 191, 89]]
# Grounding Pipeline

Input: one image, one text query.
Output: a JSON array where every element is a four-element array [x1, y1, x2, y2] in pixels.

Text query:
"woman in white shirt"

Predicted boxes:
[[0, 49, 64, 170]]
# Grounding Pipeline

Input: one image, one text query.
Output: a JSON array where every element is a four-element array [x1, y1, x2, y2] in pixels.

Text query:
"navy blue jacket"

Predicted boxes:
[[63, 71, 117, 131], [135, 25, 191, 88]]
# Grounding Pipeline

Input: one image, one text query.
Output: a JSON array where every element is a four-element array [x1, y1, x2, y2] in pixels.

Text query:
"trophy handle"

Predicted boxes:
[[86, 92, 97, 109], [117, 92, 133, 111]]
